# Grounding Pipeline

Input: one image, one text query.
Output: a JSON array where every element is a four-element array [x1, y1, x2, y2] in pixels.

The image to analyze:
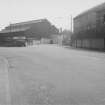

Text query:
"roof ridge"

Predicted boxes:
[[10, 19, 47, 26]]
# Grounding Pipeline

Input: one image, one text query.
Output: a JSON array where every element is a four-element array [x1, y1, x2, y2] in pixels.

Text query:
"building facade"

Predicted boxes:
[[0, 19, 59, 46], [72, 3, 105, 50]]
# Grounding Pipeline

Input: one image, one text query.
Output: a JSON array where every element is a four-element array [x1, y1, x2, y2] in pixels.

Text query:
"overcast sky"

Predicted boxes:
[[0, 0, 105, 30]]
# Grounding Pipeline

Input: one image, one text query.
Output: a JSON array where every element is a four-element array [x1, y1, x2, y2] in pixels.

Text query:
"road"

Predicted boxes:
[[0, 44, 105, 105]]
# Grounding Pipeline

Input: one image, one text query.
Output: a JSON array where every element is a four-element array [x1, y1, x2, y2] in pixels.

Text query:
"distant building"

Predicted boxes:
[[72, 2, 105, 50], [0, 19, 59, 46], [61, 30, 72, 45]]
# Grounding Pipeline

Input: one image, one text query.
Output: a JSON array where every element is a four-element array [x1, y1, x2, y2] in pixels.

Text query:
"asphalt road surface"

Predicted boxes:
[[0, 44, 105, 105]]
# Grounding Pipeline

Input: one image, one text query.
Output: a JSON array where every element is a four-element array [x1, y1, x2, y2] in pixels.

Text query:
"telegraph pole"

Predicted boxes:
[[70, 15, 73, 32]]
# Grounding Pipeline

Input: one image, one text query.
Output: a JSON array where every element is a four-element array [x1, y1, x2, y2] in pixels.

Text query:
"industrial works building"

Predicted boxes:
[[72, 2, 105, 50], [0, 19, 59, 46]]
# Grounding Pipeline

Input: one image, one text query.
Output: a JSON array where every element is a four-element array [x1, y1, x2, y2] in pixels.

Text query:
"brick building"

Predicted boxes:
[[72, 2, 105, 50]]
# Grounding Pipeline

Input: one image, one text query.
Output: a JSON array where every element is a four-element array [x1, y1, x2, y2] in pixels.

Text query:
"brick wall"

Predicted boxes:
[[72, 38, 104, 50]]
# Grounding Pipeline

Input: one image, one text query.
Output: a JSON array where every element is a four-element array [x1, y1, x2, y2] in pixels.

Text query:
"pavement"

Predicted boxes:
[[0, 57, 10, 105], [0, 44, 105, 105]]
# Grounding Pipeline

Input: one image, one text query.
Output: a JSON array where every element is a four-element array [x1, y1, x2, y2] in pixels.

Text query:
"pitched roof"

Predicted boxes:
[[10, 19, 47, 26], [74, 2, 105, 19], [0, 19, 49, 34], [0, 27, 30, 33]]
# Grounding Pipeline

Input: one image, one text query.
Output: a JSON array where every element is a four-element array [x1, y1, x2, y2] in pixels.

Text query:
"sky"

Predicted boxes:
[[0, 0, 105, 30]]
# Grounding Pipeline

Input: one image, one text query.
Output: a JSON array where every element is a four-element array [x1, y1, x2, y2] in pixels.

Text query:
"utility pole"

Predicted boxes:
[[69, 15, 73, 46], [70, 15, 73, 33]]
